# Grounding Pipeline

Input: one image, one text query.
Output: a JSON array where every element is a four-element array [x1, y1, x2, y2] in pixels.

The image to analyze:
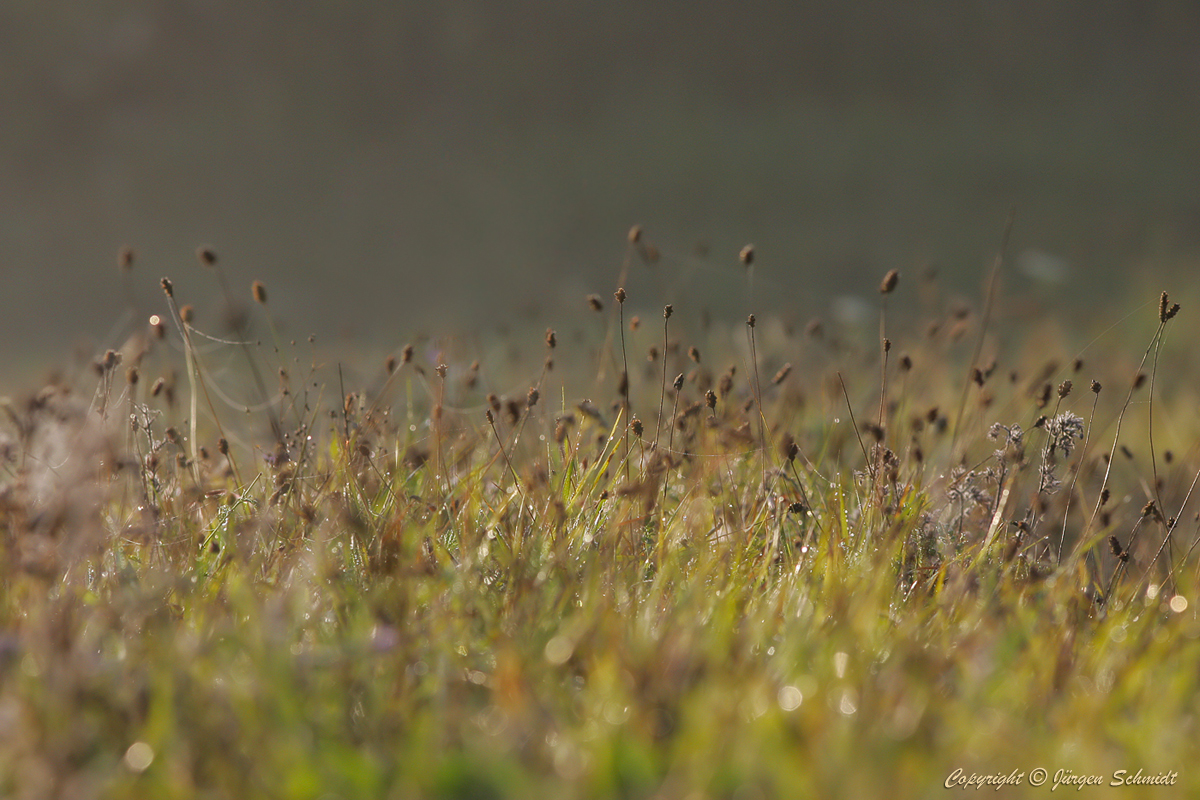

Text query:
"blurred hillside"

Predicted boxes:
[[3, 2, 1199, 388]]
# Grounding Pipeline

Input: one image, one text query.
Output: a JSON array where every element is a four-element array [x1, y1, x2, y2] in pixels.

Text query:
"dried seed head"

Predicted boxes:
[[197, 246, 217, 266], [436, 364, 448, 379], [160, 277, 174, 297], [880, 269, 900, 294], [900, 354, 913, 371], [487, 393, 501, 413], [1132, 372, 1146, 390], [252, 280, 268, 305], [1108, 536, 1129, 562], [772, 363, 792, 385], [401, 344, 414, 364], [718, 371, 733, 398], [587, 294, 604, 312], [385, 355, 397, 374], [1159, 291, 1169, 322], [631, 417, 644, 437], [615, 287, 627, 304], [485, 409, 494, 424], [739, 244, 755, 266], [630, 315, 641, 331], [883, 338, 891, 353], [688, 346, 700, 363], [705, 389, 717, 410], [664, 304, 673, 319], [99, 349, 121, 371], [126, 366, 139, 385], [218, 438, 229, 455], [546, 328, 556, 348], [1058, 380, 1072, 398], [747, 314, 755, 328], [673, 373, 684, 391], [1091, 380, 1101, 394], [165, 426, 180, 444], [118, 245, 135, 272], [628, 225, 643, 244], [527, 387, 539, 407], [151, 377, 166, 397], [179, 305, 194, 324]]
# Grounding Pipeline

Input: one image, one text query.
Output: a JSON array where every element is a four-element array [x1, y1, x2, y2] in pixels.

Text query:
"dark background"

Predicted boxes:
[[3, 2, 1199, 388]]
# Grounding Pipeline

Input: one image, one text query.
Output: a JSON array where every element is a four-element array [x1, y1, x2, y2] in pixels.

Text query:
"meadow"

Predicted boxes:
[[1, 231, 1198, 799]]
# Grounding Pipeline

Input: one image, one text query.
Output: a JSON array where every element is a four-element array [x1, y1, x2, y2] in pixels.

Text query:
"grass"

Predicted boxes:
[[1, 235, 1199, 799]]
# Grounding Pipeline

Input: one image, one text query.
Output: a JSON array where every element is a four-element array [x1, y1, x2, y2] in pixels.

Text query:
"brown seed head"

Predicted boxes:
[[485, 409, 494, 424], [126, 366, 139, 385], [385, 355, 397, 374], [436, 364, 448, 379], [546, 328, 556, 348], [402, 344, 414, 364], [587, 294, 604, 312], [160, 277, 174, 297], [705, 389, 717, 410], [1159, 291, 1169, 322], [527, 387, 539, 407], [772, 363, 792, 385], [197, 246, 217, 266], [1058, 380, 1072, 398], [179, 305, 194, 324], [151, 377, 166, 397], [900, 354, 912, 371], [615, 287, 627, 304], [673, 373, 684, 391], [739, 244, 755, 266], [631, 417, 644, 437], [883, 338, 891, 353], [1091, 380, 1101, 394], [747, 314, 755, 328], [628, 224, 643, 244], [252, 280, 268, 305], [880, 269, 899, 294], [218, 438, 229, 455], [664, 304, 673, 320]]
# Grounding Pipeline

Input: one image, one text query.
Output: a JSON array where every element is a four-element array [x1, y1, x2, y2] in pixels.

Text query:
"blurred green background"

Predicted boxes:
[[3, 2, 1199, 388]]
